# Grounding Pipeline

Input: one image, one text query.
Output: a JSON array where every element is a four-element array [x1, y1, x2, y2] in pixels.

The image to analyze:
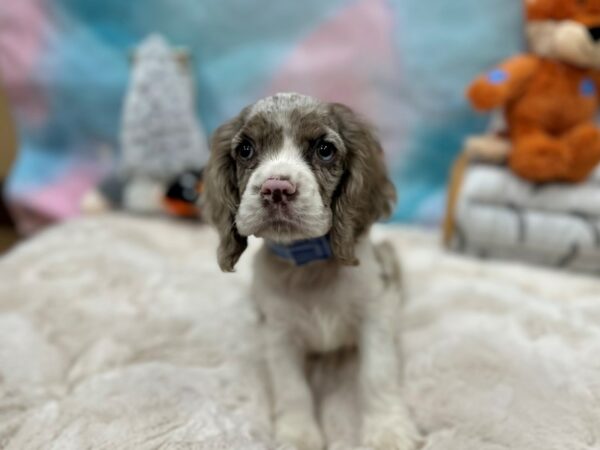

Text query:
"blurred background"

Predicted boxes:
[[0, 0, 524, 244], [4, 4, 600, 447]]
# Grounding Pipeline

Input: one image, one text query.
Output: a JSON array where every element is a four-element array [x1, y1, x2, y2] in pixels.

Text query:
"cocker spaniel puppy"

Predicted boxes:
[[204, 93, 419, 450]]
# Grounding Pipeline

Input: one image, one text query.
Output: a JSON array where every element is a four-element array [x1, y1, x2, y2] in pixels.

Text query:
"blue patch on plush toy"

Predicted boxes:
[[580, 78, 596, 97], [487, 69, 508, 84]]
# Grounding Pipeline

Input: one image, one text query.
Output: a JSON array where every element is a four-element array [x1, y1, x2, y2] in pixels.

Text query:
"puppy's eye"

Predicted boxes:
[[315, 141, 336, 162], [237, 140, 255, 161]]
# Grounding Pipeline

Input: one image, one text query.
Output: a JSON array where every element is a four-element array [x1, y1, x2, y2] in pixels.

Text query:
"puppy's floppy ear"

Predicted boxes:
[[328, 103, 397, 265], [204, 110, 248, 272]]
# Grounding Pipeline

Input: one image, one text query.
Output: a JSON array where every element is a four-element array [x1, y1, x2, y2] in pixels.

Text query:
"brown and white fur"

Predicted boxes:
[[204, 93, 419, 450]]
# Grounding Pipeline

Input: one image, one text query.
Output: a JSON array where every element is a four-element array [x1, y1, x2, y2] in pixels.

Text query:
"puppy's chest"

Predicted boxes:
[[255, 265, 377, 353], [291, 284, 366, 352]]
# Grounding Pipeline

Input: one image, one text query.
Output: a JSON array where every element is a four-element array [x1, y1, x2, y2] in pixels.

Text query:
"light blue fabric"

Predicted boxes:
[[389, 0, 524, 222], [1, 0, 525, 228]]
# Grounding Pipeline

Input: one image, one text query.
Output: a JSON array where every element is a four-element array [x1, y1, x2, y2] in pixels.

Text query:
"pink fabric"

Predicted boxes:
[[268, 0, 407, 162], [0, 0, 50, 123]]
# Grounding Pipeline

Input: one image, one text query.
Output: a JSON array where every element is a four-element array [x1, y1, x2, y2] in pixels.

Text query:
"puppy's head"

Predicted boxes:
[[204, 93, 396, 272], [526, 0, 600, 69]]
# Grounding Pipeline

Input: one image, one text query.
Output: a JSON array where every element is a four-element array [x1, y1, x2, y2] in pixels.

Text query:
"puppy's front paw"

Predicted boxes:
[[361, 409, 421, 450], [275, 413, 324, 450]]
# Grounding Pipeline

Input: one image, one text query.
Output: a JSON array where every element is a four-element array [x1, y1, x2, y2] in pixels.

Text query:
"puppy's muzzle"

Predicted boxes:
[[588, 25, 600, 42], [261, 178, 297, 205]]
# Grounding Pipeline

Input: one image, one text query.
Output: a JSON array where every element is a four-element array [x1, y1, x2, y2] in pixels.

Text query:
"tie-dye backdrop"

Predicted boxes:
[[0, 0, 524, 231]]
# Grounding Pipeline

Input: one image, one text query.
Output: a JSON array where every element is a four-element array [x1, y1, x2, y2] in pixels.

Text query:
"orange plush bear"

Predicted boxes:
[[468, 0, 600, 182]]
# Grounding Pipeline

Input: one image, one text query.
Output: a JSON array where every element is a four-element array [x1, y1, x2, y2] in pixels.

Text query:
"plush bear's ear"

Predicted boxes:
[[203, 109, 249, 272], [327, 103, 396, 265]]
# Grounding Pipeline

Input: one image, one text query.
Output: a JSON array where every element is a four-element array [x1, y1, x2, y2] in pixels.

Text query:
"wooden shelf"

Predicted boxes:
[[0, 80, 19, 252]]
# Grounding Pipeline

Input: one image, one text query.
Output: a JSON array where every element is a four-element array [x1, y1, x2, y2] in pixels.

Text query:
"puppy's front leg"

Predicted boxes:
[[265, 328, 324, 450], [359, 291, 420, 450]]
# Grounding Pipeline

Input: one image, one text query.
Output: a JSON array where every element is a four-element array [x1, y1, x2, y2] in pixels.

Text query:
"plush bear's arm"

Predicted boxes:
[[590, 73, 600, 101], [467, 55, 539, 111]]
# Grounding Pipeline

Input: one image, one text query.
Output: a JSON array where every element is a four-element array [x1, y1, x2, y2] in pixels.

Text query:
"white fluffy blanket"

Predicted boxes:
[[454, 164, 600, 273], [1, 215, 600, 450]]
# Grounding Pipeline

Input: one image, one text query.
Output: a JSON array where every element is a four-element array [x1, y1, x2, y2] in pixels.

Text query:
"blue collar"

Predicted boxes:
[[266, 235, 333, 266]]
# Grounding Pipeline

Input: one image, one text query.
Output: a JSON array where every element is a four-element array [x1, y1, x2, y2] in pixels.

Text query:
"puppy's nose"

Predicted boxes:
[[260, 178, 296, 204], [589, 26, 600, 42]]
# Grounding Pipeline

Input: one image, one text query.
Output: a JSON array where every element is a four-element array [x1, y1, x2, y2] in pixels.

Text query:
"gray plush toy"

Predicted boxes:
[[82, 34, 209, 215]]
